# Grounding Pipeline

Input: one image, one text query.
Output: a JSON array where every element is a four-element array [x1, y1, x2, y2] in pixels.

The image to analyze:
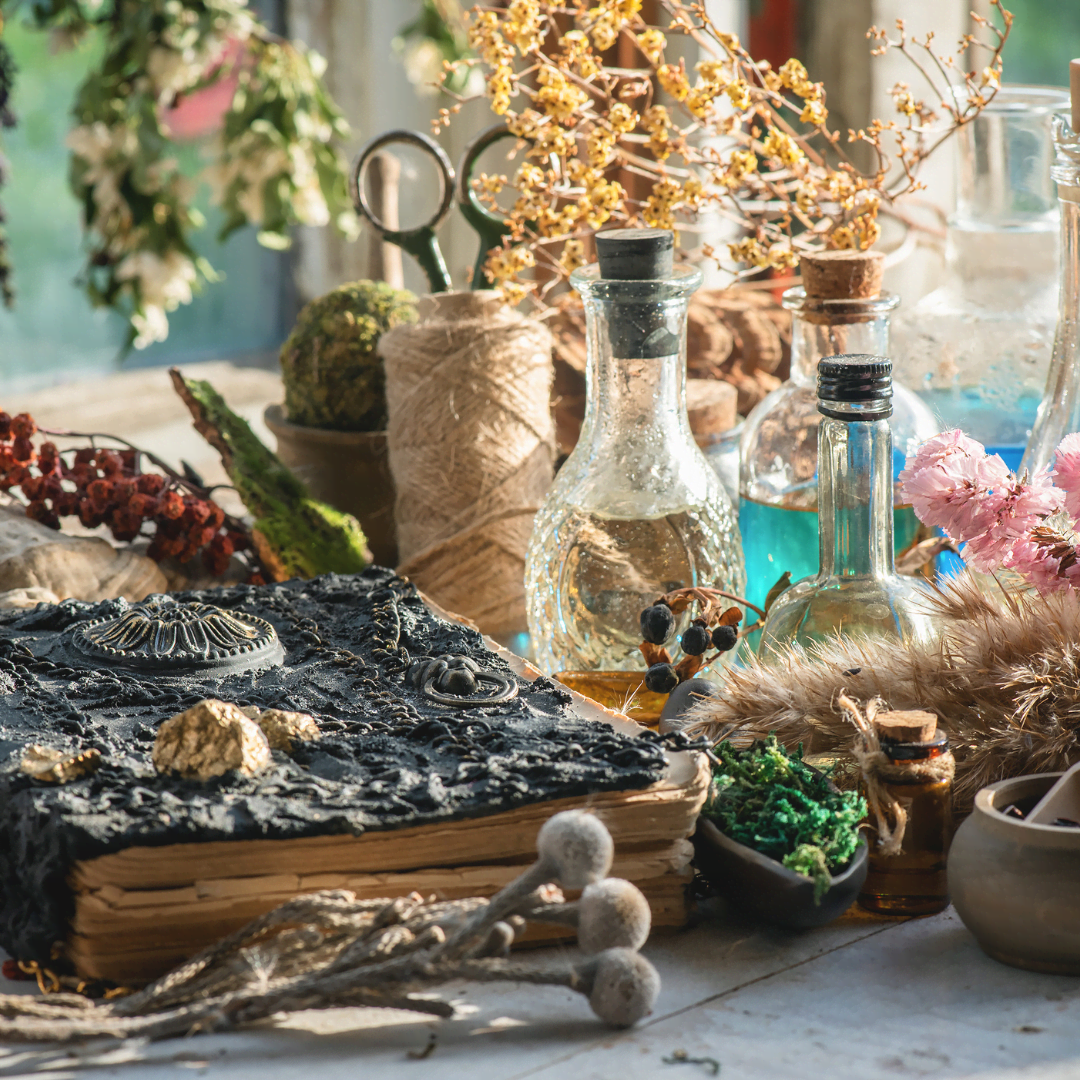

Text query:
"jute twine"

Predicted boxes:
[[379, 291, 555, 640], [840, 694, 955, 857]]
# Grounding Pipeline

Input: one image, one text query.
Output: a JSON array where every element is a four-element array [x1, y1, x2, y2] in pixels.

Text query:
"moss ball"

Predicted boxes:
[[280, 280, 417, 432]]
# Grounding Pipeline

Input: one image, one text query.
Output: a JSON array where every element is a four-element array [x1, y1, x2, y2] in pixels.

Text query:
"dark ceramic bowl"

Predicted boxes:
[[693, 816, 868, 929]]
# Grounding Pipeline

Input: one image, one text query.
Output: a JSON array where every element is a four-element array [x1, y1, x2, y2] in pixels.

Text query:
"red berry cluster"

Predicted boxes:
[[0, 410, 251, 578]]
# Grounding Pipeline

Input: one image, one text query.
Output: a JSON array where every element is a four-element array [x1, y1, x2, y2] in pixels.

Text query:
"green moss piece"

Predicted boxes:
[[280, 279, 418, 432], [170, 370, 370, 580], [704, 735, 866, 903]]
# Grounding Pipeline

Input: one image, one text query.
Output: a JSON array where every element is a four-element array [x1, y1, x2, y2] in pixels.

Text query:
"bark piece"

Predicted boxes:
[[169, 370, 370, 581], [153, 699, 272, 781]]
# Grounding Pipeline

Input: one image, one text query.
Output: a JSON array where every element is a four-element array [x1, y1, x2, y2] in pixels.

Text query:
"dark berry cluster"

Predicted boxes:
[[638, 587, 757, 695], [0, 410, 257, 579]]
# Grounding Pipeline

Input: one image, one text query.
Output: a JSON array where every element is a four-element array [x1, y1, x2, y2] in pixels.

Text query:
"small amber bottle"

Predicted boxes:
[[857, 709, 954, 917]]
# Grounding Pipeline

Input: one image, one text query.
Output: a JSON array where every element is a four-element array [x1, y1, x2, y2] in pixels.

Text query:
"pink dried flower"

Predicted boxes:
[[959, 471, 1063, 573], [1052, 432, 1080, 526], [899, 430, 1013, 542]]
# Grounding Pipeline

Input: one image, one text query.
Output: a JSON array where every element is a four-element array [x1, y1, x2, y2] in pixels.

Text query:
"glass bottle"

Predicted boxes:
[[525, 228, 745, 677], [894, 86, 1070, 472], [739, 259, 938, 613], [1020, 105, 1080, 477], [758, 355, 941, 658], [857, 712, 954, 917]]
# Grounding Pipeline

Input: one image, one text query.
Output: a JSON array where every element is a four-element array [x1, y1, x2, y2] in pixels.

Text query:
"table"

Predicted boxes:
[[2, 904, 1078, 1079]]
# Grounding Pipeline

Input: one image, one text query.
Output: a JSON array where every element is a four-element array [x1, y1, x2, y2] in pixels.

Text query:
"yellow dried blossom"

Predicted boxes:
[[469, 11, 514, 68], [477, 173, 507, 195], [657, 63, 689, 102], [686, 86, 719, 120], [488, 70, 513, 115], [560, 237, 587, 274], [726, 80, 751, 111], [795, 181, 817, 213], [696, 59, 729, 86], [799, 99, 828, 126], [560, 30, 599, 78], [763, 70, 782, 92], [643, 104, 673, 161], [761, 127, 805, 169], [580, 175, 625, 229], [484, 243, 536, 286], [587, 127, 617, 167], [829, 224, 856, 250], [716, 31, 740, 52], [855, 213, 881, 248], [582, 0, 641, 54], [506, 0, 545, 55], [515, 163, 545, 190], [728, 236, 768, 267], [767, 245, 799, 269], [507, 109, 542, 139], [722, 148, 758, 187], [537, 201, 580, 238], [636, 28, 666, 63], [778, 58, 814, 97], [644, 178, 680, 229], [608, 102, 638, 134], [536, 66, 589, 122]]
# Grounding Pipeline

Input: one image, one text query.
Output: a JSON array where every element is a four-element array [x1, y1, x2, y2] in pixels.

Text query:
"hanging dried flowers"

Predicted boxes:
[[2, 0, 356, 348], [436, 0, 1012, 305]]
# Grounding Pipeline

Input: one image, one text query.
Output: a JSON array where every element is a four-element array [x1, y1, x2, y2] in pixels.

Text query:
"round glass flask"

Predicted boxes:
[[525, 229, 745, 677], [739, 259, 938, 613]]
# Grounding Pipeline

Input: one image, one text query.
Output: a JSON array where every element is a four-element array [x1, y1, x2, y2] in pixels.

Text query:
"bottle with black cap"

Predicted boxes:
[[758, 353, 941, 657], [525, 228, 745, 677]]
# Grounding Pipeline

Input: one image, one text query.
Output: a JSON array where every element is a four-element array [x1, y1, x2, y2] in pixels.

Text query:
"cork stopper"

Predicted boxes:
[[800, 250, 885, 300], [873, 710, 938, 745], [1071, 58, 1080, 134]]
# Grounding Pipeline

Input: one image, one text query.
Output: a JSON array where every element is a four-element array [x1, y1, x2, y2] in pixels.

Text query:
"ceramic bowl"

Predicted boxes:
[[950, 772, 1080, 974], [693, 816, 868, 929]]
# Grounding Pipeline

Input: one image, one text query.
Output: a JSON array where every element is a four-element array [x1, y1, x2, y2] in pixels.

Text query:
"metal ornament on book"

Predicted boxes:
[[71, 596, 284, 674], [407, 654, 519, 708]]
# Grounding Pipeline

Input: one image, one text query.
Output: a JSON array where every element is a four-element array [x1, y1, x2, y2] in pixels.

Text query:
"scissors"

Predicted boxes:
[[351, 124, 522, 294]]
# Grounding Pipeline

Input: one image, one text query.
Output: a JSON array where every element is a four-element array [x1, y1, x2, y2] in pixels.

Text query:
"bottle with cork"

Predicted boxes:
[[525, 228, 745, 679], [844, 699, 954, 917], [738, 251, 937, 615]]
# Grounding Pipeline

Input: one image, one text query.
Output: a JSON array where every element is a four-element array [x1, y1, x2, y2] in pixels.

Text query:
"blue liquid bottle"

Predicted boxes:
[[738, 251, 938, 613]]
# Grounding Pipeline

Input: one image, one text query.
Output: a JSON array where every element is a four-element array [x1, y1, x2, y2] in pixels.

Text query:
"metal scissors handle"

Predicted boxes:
[[351, 129, 455, 294], [456, 123, 521, 291]]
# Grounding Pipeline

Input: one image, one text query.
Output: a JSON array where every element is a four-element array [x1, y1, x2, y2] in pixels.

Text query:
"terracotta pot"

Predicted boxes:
[[263, 405, 397, 568], [950, 772, 1080, 974]]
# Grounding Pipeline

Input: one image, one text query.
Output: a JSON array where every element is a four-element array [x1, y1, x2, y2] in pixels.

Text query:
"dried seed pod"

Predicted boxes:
[[577, 879, 652, 954], [536, 809, 614, 889], [576, 948, 661, 1028]]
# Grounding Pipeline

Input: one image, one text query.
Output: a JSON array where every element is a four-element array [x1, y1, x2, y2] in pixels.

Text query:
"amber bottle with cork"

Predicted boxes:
[[850, 705, 954, 916]]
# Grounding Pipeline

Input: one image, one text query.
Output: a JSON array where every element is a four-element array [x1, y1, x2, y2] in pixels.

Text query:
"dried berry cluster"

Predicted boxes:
[[0, 410, 253, 578], [639, 587, 758, 694]]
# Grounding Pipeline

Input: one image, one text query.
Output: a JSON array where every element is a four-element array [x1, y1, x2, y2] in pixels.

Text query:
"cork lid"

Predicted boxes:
[[800, 250, 885, 300], [872, 710, 938, 744]]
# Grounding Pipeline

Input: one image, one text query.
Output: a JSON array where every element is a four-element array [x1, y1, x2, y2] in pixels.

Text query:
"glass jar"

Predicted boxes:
[[739, 289, 938, 612], [758, 355, 942, 658], [893, 86, 1070, 472], [525, 229, 745, 676], [1021, 109, 1080, 477]]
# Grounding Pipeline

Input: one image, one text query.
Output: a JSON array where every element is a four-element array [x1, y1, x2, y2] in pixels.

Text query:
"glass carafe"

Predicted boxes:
[[759, 355, 942, 658], [739, 289, 938, 612], [1020, 110, 1080, 477], [893, 86, 1070, 472], [525, 229, 745, 676]]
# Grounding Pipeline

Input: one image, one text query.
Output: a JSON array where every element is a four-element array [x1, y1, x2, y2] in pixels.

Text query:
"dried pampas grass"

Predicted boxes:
[[688, 575, 1080, 812]]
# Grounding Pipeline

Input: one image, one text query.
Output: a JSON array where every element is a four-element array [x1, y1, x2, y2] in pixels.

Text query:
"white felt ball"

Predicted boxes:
[[577, 878, 651, 954], [536, 810, 614, 889], [586, 948, 661, 1028]]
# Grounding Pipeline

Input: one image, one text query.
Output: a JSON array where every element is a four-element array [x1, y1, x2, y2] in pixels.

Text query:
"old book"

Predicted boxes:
[[0, 570, 707, 985]]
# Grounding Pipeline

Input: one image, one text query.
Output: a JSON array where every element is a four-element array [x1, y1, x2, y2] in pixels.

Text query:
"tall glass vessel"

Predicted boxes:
[[759, 355, 941, 658], [1020, 108, 1080, 477], [894, 87, 1070, 471], [525, 229, 744, 676], [739, 281, 937, 612]]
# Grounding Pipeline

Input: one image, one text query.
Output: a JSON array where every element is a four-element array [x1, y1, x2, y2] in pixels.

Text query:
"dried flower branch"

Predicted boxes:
[[437, 0, 1011, 305]]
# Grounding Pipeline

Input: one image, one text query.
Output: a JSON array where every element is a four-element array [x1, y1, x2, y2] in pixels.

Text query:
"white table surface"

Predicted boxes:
[[2, 903, 1078, 1080]]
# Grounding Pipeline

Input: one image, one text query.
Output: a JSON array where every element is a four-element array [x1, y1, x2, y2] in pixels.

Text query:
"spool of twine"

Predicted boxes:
[[379, 291, 555, 641]]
